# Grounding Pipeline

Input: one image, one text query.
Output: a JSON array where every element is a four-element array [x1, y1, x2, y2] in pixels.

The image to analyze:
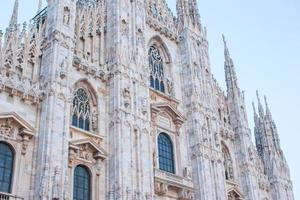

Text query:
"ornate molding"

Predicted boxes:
[[178, 188, 195, 200], [68, 138, 107, 173], [73, 56, 106, 80], [0, 112, 35, 155], [0, 73, 45, 104], [151, 102, 186, 134]]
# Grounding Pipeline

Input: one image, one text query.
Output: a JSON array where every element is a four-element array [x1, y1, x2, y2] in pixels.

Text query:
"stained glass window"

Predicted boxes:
[[149, 45, 165, 93], [0, 142, 14, 193], [158, 133, 175, 173], [72, 88, 91, 131], [73, 165, 91, 200]]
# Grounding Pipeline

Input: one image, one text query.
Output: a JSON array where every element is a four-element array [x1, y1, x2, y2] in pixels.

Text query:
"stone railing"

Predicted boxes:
[[0, 192, 23, 200], [154, 169, 194, 189]]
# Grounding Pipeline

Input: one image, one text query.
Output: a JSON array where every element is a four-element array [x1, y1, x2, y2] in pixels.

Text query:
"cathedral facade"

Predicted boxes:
[[0, 0, 294, 199]]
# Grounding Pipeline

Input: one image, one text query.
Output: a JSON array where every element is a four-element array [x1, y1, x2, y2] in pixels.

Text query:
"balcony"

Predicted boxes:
[[0, 192, 23, 200], [154, 169, 195, 199]]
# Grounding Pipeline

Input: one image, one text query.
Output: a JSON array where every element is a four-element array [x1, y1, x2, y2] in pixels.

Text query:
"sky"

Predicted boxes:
[[0, 0, 299, 198]]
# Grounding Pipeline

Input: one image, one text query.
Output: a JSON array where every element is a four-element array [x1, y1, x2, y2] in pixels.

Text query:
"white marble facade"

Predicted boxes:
[[0, 0, 294, 200]]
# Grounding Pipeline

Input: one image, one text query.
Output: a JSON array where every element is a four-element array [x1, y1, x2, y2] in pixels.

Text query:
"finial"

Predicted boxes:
[[222, 34, 226, 45], [37, 0, 43, 13], [264, 95, 269, 107], [222, 34, 231, 60], [252, 102, 259, 124], [9, 0, 19, 28], [22, 22, 27, 30], [252, 102, 257, 115], [256, 90, 265, 117], [264, 95, 273, 119]]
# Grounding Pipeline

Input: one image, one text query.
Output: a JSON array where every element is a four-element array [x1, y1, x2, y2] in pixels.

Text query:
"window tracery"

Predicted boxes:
[[72, 88, 91, 131], [149, 45, 165, 93]]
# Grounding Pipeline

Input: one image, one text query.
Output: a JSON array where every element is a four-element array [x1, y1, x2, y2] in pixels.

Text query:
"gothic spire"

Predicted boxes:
[[264, 95, 273, 120], [223, 34, 234, 66], [9, 0, 19, 28], [188, 0, 201, 26], [252, 102, 259, 126], [176, 0, 189, 29], [256, 91, 265, 118], [264, 95, 281, 151], [223, 34, 239, 96]]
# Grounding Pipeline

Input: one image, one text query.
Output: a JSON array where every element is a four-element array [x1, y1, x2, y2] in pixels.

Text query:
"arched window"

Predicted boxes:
[[149, 45, 165, 93], [158, 133, 175, 173], [222, 144, 234, 180], [73, 165, 91, 200], [72, 88, 91, 131], [0, 142, 14, 193]]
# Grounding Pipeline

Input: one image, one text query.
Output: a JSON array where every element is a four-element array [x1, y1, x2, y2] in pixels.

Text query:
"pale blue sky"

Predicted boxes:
[[0, 0, 299, 198]]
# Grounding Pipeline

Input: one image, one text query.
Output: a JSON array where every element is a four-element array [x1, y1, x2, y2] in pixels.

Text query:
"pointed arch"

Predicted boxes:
[[74, 79, 98, 106], [71, 79, 98, 132], [148, 36, 173, 94], [148, 35, 172, 63], [221, 142, 234, 180]]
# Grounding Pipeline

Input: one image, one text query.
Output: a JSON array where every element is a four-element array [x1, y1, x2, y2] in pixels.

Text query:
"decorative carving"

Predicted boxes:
[[91, 107, 98, 131], [52, 166, 61, 200], [0, 119, 14, 138], [153, 150, 157, 167], [166, 78, 174, 95], [154, 182, 168, 195], [178, 189, 195, 200], [0, 113, 34, 155], [0, 73, 44, 103], [146, 0, 178, 41], [57, 57, 68, 79], [72, 56, 105, 80], [183, 167, 192, 179], [123, 87, 131, 108], [78, 144, 94, 161], [68, 139, 107, 167], [63, 7, 71, 26], [140, 97, 148, 115]]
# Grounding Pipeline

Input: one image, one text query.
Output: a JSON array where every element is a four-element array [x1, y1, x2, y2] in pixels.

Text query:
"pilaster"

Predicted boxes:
[[34, 0, 76, 199], [106, 0, 153, 199]]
